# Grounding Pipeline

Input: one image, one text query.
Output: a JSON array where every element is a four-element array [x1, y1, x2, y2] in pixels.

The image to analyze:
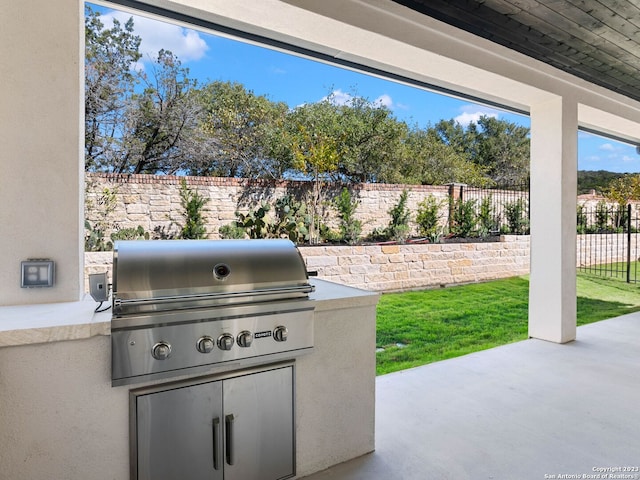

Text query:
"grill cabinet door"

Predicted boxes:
[[135, 381, 224, 480], [223, 366, 294, 480]]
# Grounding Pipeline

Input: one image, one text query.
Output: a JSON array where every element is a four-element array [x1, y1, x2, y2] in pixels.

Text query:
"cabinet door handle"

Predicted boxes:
[[212, 417, 221, 471], [225, 414, 235, 466]]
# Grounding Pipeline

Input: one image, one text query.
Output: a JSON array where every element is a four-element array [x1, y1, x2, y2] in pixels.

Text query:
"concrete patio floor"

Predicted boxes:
[[302, 312, 640, 480]]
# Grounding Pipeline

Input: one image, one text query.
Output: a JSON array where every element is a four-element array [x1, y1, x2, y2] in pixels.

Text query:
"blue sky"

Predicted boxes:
[[90, 3, 640, 173]]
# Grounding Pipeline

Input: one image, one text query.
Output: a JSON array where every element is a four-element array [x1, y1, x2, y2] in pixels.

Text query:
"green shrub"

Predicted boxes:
[[450, 197, 477, 237], [416, 195, 444, 242], [333, 188, 362, 245], [504, 198, 529, 234], [577, 204, 587, 234], [386, 190, 411, 243], [218, 223, 246, 239], [363, 227, 390, 243], [179, 179, 209, 239], [111, 225, 149, 242], [477, 196, 500, 238]]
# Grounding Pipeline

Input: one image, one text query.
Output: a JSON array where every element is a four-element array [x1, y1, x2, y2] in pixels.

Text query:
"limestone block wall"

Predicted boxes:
[[85, 173, 449, 241], [301, 236, 530, 291], [84, 236, 531, 293]]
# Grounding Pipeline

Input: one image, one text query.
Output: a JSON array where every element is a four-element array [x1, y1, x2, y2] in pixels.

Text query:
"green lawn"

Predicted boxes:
[[375, 273, 640, 375]]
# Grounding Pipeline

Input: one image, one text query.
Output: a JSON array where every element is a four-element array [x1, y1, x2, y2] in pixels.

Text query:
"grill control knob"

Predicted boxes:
[[151, 342, 172, 360], [237, 331, 253, 348], [273, 326, 288, 342], [196, 336, 215, 354], [217, 333, 235, 351]]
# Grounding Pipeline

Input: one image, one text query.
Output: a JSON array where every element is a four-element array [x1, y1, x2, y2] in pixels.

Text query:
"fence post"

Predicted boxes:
[[627, 203, 632, 283]]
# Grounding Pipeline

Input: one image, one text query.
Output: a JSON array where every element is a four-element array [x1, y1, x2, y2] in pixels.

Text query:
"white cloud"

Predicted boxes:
[[455, 112, 482, 126], [374, 94, 393, 108], [599, 143, 616, 151], [454, 104, 500, 126], [323, 89, 354, 106], [454, 111, 498, 126], [100, 10, 209, 65]]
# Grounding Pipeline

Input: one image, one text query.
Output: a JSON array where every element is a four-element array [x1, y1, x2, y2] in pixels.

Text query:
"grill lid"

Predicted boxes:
[[112, 239, 313, 316]]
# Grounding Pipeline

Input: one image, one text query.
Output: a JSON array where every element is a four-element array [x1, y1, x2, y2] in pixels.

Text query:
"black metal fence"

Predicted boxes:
[[451, 182, 530, 235], [577, 203, 640, 283]]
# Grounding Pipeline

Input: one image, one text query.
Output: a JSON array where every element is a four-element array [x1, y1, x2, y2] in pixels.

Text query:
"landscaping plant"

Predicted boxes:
[[576, 204, 588, 234], [416, 194, 444, 242], [450, 197, 477, 237], [273, 195, 312, 243], [111, 225, 149, 242], [503, 198, 529, 234], [84, 183, 118, 251], [224, 195, 315, 242], [594, 200, 610, 232], [333, 188, 362, 245], [235, 203, 272, 239], [179, 179, 209, 239], [386, 189, 411, 243], [477, 195, 499, 238]]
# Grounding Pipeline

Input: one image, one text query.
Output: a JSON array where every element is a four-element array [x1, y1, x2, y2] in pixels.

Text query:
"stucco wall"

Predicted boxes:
[[1, 0, 83, 305], [0, 283, 377, 480]]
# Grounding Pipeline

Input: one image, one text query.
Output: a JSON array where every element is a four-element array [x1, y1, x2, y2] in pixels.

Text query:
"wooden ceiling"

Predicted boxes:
[[391, 0, 640, 103]]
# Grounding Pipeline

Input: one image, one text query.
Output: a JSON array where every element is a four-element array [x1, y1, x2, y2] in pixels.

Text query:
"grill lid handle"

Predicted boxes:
[[114, 284, 315, 311]]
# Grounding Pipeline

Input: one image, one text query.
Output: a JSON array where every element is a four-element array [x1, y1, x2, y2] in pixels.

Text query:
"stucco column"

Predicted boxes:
[[0, 0, 83, 305], [528, 96, 577, 343]]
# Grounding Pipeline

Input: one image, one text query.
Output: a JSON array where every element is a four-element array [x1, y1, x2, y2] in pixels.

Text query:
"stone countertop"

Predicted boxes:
[[0, 279, 378, 348], [0, 295, 112, 347], [309, 278, 379, 311]]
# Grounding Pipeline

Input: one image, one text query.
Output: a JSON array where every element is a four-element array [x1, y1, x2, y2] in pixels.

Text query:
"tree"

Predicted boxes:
[[401, 129, 491, 186], [475, 116, 529, 184], [431, 119, 480, 158], [429, 116, 530, 185], [265, 92, 411, 184], [196, 81, 288, 178], [117, 50, 204, 174], [84, 5, 141, 171], [604, 174, 640, 206], [578, 170, 626, 194], [333, 95, 408, 183]]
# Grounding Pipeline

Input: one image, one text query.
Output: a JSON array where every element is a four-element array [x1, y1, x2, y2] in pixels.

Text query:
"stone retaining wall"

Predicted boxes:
[[300, 236, 530, 291], [84, 236, 530, 293]]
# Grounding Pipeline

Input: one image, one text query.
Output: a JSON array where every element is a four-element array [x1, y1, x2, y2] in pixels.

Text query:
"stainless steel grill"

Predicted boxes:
[[111, 239, 315, 386]]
